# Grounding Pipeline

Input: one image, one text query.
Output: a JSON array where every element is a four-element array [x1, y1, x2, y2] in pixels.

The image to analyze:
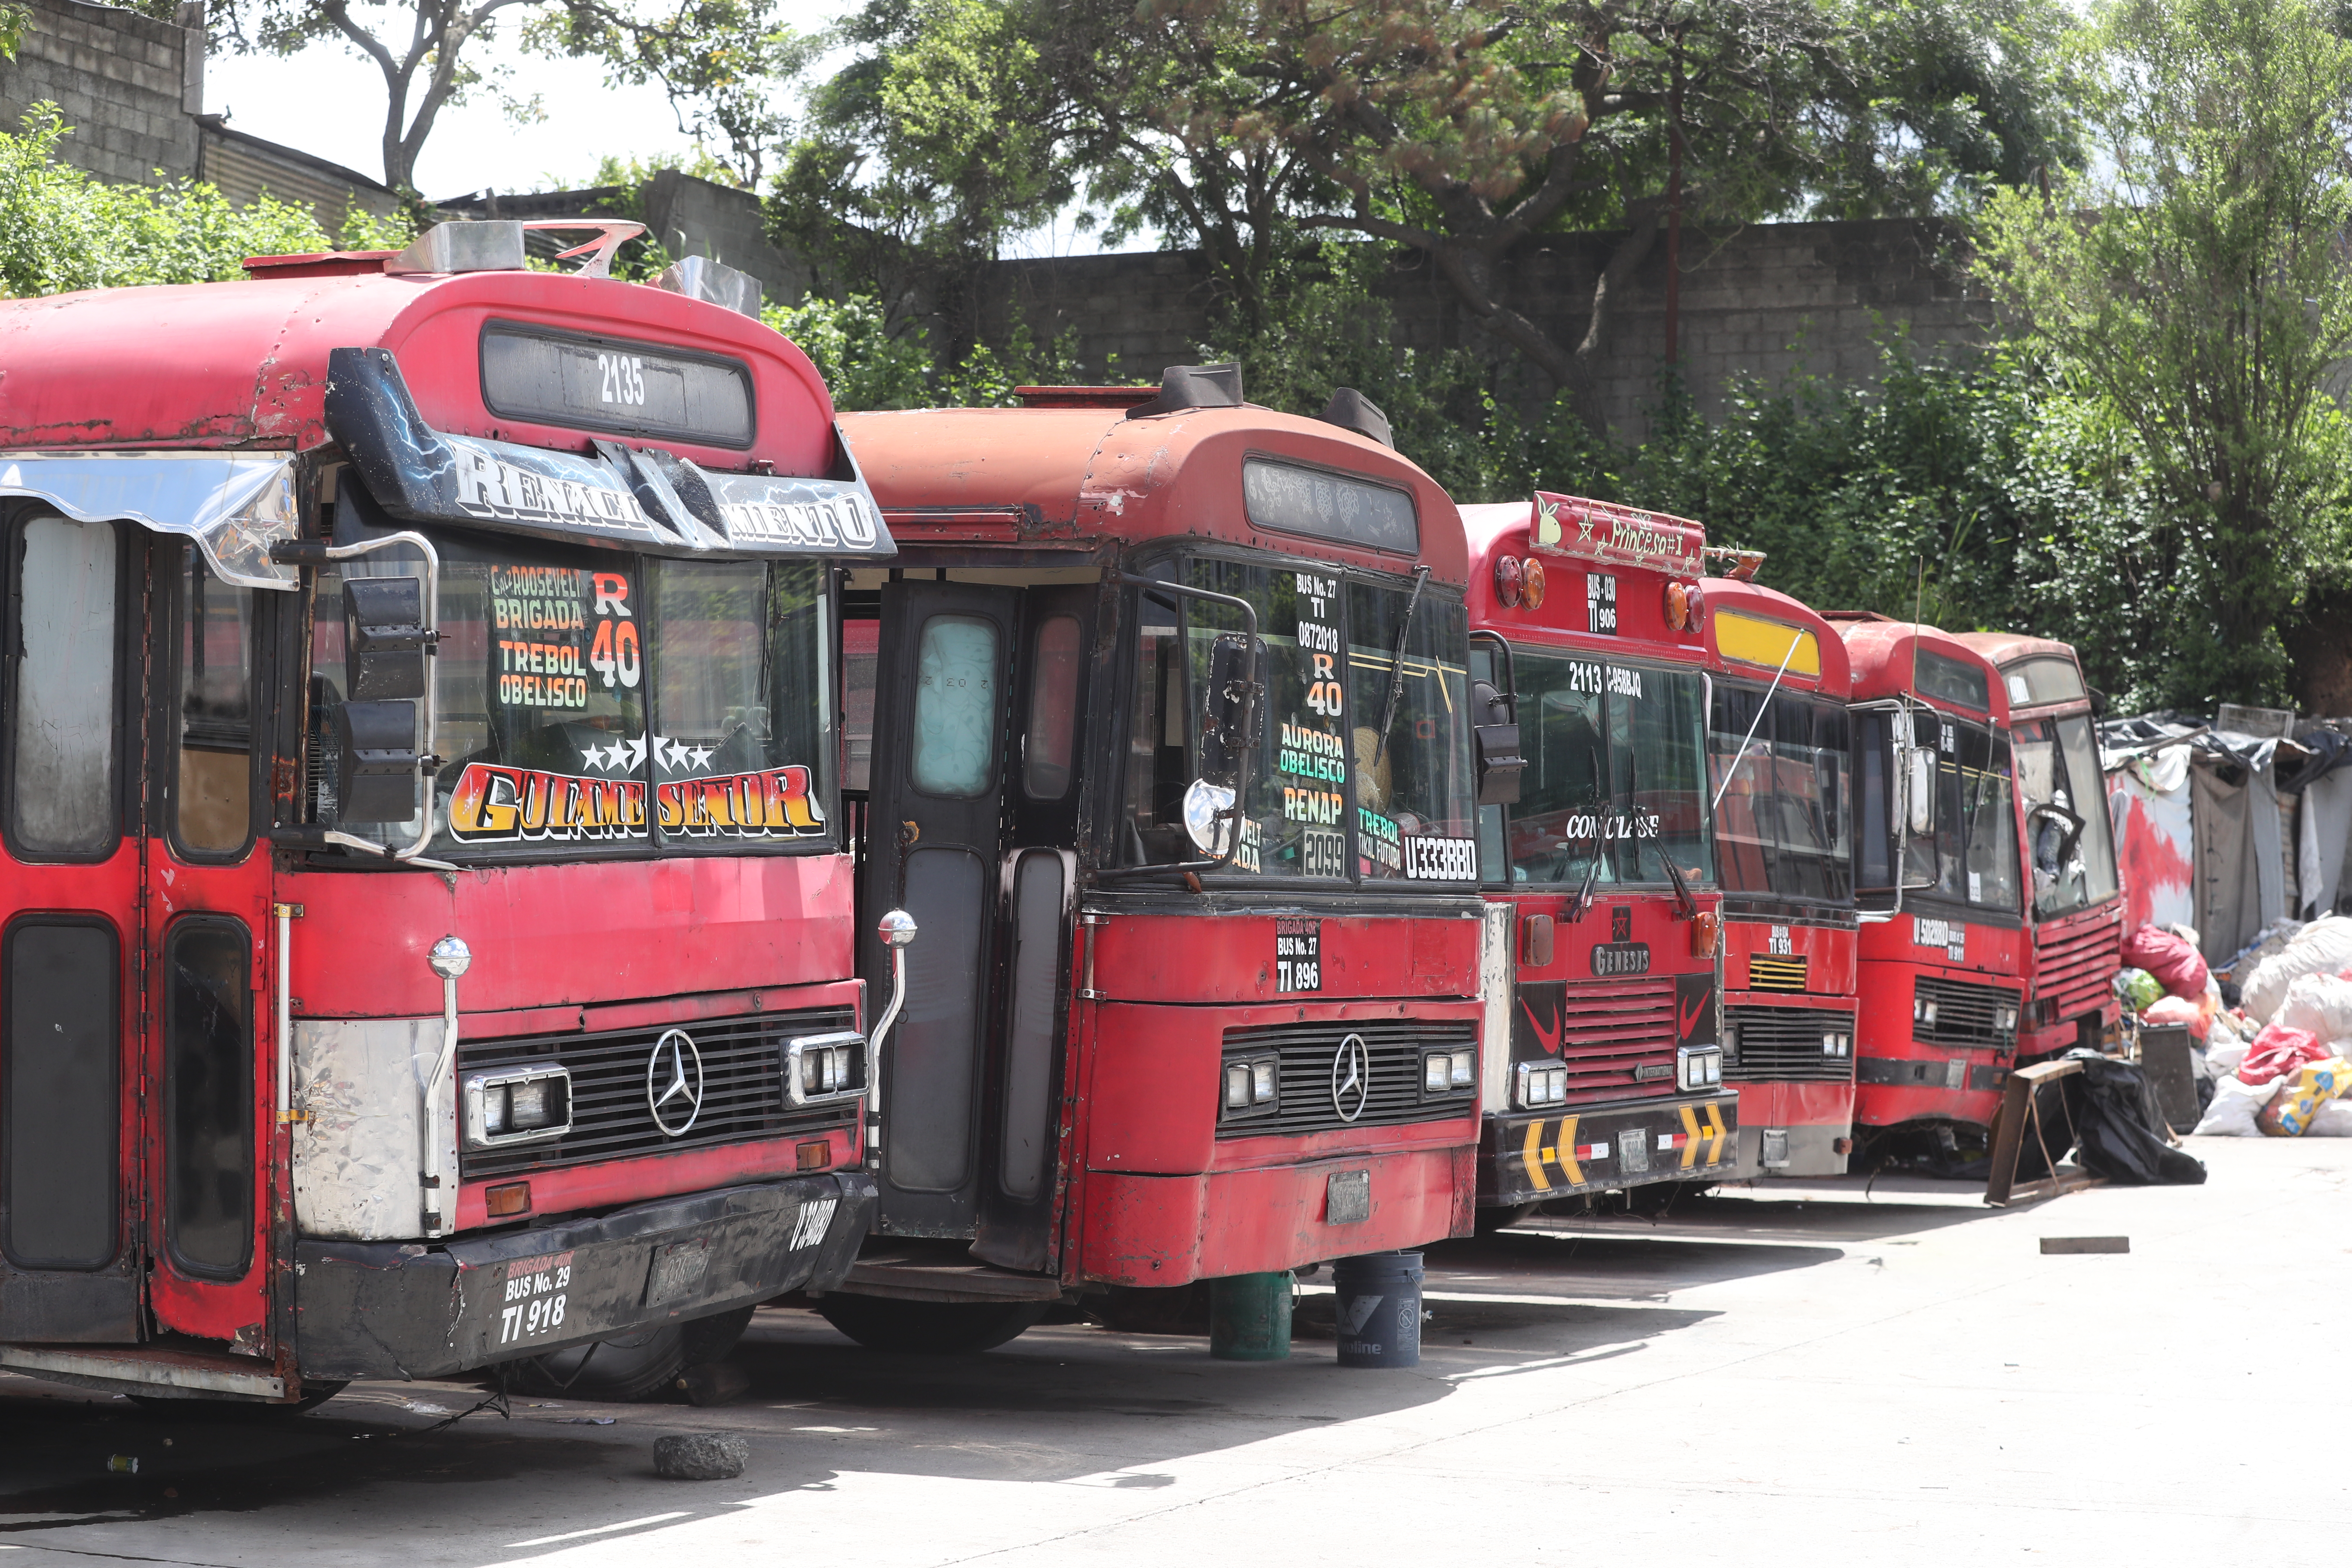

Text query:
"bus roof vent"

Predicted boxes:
[[655, 255, 763, 318], [383, 219, 646, 278], [384, 221, 527, 275], [1126, 362, 1245, 419], [1319, 387, 1393, 448]]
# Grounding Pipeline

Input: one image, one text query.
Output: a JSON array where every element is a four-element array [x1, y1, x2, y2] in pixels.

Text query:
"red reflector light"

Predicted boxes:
[[485, 1182, 530, 1218], [796, 1139, 832, 1172], [1493, 554, 1523, 607]]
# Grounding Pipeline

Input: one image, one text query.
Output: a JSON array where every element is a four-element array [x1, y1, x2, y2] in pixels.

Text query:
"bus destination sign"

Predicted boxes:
[[481, 323, 756, 449], [1528, 490, 1704, 580]]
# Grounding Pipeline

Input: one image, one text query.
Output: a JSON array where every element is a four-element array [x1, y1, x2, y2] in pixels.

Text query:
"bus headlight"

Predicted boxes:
[[1677, 1046, 1723, 1092], [784, 1031, 867, 1106], [1516, 1061, 1568, 1109], [462, 1063, 572, 1150], [1222, 1056, 1280, 1120]]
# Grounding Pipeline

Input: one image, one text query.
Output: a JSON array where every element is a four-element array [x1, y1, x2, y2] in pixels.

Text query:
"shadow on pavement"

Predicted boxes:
[[0, 1275, 1726, 1532]]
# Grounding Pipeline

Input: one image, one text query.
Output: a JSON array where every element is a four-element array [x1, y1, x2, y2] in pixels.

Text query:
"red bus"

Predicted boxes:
[[1702, 575, 1859, 1178], [1831, 616, 2025, 1143], [1463, 494, 1733, 1221], [1956, 635, 2124, 1059], [0, 223, 889, 1406], [818, 372, 1490, 1348]]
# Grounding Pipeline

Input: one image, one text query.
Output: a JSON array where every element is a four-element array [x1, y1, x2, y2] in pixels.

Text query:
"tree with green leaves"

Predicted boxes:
[[192, 0, 792, 202], [3, 2, 31, 61], [1150, 0, 2081, 413], [2, 104, 329, 297], [772, 0, 1078, 322], [1977, 0, 2352, 707]]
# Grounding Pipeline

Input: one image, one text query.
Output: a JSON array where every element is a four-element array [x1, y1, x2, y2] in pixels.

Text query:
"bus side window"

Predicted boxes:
[[174, 549, 257, 856], [7, 514, 120, 858]]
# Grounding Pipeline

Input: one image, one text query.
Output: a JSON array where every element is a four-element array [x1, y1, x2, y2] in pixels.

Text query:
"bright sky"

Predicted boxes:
[[196, 3, 1115, 257]]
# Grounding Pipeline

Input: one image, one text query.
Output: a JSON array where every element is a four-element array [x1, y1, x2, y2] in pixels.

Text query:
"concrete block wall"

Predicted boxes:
[[971, 218, 1993, 442], [0, 0, 201, 184]]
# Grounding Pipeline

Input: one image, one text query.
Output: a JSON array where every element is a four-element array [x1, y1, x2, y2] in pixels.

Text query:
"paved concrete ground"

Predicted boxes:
[[4, 1136, 2345, 1566]]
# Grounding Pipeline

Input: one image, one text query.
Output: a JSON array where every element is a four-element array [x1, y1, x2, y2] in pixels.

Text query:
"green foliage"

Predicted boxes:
[[761, 292, 1091, 411], [775, 0, 1077, 297], [2, 2, 29, 61], [1, 105, 330, 298], [337, 200, 417, 251], [1976, 0, 2352, 707]]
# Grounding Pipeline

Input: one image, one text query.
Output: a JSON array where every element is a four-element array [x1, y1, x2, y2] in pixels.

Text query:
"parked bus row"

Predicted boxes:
[[0, 221, 2123, 1407]]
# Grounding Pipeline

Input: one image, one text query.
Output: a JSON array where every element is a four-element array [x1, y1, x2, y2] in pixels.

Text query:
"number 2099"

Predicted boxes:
[[599, 353, 648, 407]]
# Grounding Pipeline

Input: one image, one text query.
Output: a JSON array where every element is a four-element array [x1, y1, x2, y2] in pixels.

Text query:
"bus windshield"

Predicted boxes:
[[1118, 557, 1478, 884], [1709, 683, 1851, 903], [309, 535, 833, 858], [1855, 709, 2019, 913], [2015, 712, 2120, 916], [1492, 649, 1712, 887]]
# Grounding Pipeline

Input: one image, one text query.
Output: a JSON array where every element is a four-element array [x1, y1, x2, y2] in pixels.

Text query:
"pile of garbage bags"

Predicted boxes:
[[2158, 916, 2352, 1136]]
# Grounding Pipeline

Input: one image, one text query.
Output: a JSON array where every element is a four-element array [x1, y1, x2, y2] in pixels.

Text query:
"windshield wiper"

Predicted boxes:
[[1562, 853, 1602, 923], [1659, 847, 1700, 920], [1370, 565, 1432, 769]]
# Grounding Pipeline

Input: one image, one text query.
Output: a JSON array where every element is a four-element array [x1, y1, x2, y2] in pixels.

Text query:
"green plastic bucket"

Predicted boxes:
[[1207, 1271, 1294, 1361]]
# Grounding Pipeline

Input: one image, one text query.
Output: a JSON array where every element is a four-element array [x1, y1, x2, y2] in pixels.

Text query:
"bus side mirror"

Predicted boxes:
[[336, 699, 423, 821], [1471, 677, 1524, 804], [1200, 633, 1262, 782], [344, 576, 429, 700], [1905, 746, 1936, 837]]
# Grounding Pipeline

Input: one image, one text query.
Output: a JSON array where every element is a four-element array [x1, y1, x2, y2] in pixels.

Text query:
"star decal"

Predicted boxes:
[[688, 745, 715, 771], [579, 741, 615, 772]]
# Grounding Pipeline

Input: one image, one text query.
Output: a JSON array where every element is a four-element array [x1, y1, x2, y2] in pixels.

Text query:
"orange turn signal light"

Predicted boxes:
[[1691, 909, 1721, 959], [1520, 556, 1547, 610], [485, 1182, 531, 1218], [796, 1139, 832, 1172]]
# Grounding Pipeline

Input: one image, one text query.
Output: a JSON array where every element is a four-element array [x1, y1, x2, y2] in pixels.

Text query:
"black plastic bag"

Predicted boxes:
[[2063, 1048, 2208, 1185]]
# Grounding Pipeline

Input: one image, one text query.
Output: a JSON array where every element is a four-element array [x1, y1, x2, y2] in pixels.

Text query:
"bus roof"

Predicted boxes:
[[1954, 632, 2092, 716], [0, 270, 841, 478], [1831, 614, 2012, 724], [1700, 576, 1853, 700], [836, 403, 1467, 583], [1463, 496, 1706, 657]]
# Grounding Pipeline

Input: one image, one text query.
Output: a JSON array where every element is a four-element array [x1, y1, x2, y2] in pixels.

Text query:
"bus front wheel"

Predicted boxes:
[[509, 1305, 755, 1402], [815, 1295, 1047, 1354]]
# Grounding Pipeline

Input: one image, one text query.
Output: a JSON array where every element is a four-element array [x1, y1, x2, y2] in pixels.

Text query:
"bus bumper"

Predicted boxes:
[[1478, 1091, 1740, 1205], [1719, 1081, 1855, 1179], [1853, 1054, 2010, 1130], [1077, 1146, 1476, 1286], [293, 1173, 876, 1381]]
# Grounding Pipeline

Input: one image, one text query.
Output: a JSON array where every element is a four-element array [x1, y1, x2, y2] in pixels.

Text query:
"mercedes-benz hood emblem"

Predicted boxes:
[[647, 1028, 704, 1136], [1331, 1033, 1370, 1123]]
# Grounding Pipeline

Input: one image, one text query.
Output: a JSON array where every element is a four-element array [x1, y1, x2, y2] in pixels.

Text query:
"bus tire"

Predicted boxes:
[[815, 1295, 1048, 1354], [509, 1305, 755, 1402]]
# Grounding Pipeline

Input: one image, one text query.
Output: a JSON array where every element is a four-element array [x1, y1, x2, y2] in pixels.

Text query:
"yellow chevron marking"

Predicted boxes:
[[1522, 1118, 1552, 1192], [1557, 1115, 1582, 1186], [1702, 1102, 1728, 1165], [1678, 1104, 1703, 1170]]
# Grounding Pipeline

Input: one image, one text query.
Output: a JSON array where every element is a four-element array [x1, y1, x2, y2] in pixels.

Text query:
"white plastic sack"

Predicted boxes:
[[2240, 916, 2352, 1022], [2277, 972, 2352, 1042], [2205, 1013, 2252, 1075], [2308, 1100, 2352, 1137], [2191, 1075, 2274, 1137]]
